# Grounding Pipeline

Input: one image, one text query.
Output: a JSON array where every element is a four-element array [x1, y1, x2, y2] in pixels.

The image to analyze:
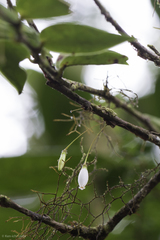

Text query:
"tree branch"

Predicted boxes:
[[0, 4, 159, 146], [0, 194, 99, 239], [46, 77, 160, 147], [1, 167, 160, 240], [1, 3, 160, 240], [93, 0, 160, 66], [63, 78, 157, 132], [6, 0, 13, 9]]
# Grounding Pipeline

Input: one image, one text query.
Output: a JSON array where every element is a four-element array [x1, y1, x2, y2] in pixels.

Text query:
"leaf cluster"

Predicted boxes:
[[0, 0, 132, 93]]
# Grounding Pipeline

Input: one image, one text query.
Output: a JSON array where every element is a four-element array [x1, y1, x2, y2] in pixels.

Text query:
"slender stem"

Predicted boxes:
[[84, 126, 105, 164], [65, 129, 88, 150]]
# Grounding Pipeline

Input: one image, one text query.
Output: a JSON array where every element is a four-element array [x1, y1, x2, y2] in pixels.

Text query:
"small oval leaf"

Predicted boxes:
[[16, 0, 70, 19], [56, 50, 128, 70], [40, 23, 133, 53]]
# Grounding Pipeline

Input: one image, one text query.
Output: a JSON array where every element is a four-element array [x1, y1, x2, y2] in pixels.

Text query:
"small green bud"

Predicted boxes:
[[58, 149, 67, 171]]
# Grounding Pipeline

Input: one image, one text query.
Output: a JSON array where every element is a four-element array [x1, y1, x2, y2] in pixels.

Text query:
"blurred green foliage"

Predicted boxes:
[[1, 1, 160, 240]]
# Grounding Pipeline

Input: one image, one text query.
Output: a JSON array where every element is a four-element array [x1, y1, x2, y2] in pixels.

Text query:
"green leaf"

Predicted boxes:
[[0, 4, 19, 24], [56, 50, 128, 70], [26, 69, 80, 145], [40, 23, 133, 53], [0, 21, 41, 49], [150, 0, 160, 20], [0, 40, 30, 94], [0, 19, 16, 40], [16, 0, 70, 19], [21, 24, 41, 49]]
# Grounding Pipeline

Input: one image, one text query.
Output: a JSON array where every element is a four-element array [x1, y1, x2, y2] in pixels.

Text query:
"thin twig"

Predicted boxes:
[[6, 0, 13, 9], [46, 77, 160, 147], [104, 167, 160, 237], [1, 168, 160, 240], [63, 78, 157, 132], [0, 4, 159, 147], [27, 20, 39, 33], [93, 0, 160, 66]]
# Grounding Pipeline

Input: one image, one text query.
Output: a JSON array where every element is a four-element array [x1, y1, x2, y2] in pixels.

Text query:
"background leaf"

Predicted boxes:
[[0, 4, 19, 24], [21, 24, 41, 49], [0, 40, 30, 93], [56, 50, 128, 70], [16, 0, 70, 19], [0, 20, 16, 41], [150, 0, 160, 19], [26, 69, 91, 146], [40, 23, 133, 53]]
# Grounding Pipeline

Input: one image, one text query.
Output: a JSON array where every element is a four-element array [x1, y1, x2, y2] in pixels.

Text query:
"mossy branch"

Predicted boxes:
[[46, 77, 160, 147], [62, 78, 157, 132]]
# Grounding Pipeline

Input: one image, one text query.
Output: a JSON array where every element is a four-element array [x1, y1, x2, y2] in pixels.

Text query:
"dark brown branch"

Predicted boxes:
[[1, 3, 160, 240], [27, 20, 39, 33], [63, 78, 157, 132], [93, 0, 160, 67], [0, 194, 99, 239], [0, 195, 71, 232], [148, 44, 160, 57], [7, 0, 13, 9], [0, 4, 159, 146], [46, 78, 160, 147], [1, 168, 160, 240]]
